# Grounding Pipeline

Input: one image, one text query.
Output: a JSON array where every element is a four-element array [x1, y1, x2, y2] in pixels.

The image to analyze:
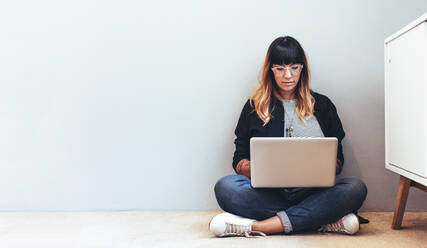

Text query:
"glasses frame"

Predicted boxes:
[[271, 64, 304, 75]]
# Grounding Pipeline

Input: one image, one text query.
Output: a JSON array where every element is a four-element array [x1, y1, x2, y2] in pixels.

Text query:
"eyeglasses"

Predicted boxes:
[[271, 64, 303, 75]]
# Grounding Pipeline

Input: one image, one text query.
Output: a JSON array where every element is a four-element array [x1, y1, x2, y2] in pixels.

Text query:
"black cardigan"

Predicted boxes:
[[232, 91, 346, 174]]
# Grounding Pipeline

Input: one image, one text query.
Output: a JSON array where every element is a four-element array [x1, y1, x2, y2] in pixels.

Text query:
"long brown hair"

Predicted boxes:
[[250, 36, 315, 126]]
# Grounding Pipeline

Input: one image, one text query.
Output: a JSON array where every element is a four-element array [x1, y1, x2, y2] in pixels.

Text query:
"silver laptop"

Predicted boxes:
[[250, 137, 337, 188]]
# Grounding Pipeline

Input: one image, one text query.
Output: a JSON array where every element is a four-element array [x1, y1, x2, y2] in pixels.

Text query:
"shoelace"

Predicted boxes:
[[318, 220, 345, 233], [220, 221, 267, 238]]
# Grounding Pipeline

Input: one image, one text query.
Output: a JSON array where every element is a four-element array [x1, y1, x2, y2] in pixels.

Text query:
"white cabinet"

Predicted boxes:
[[385, 13, 427, 186]]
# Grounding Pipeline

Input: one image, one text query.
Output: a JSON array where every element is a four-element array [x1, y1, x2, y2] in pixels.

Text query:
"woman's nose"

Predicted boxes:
[[284, 69, 292, 78]]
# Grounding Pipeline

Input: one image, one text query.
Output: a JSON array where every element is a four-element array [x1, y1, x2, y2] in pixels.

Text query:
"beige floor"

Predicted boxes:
[[0, 211, 425, 248]]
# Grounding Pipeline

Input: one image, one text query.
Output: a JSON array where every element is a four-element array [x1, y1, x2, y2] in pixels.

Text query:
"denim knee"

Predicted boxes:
[[214, 174, 246, 211], [338, 177, 368, 205]]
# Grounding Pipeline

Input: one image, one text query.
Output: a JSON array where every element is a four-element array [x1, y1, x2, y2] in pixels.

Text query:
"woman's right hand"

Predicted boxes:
[[237, 158, 251, 179]]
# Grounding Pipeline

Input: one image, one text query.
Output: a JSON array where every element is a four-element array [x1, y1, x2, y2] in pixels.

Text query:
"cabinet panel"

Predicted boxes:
[[385, 21, 427, 182]]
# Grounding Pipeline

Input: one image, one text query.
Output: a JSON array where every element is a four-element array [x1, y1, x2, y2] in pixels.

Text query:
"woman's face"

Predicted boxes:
[[271, 63, 303, 98]]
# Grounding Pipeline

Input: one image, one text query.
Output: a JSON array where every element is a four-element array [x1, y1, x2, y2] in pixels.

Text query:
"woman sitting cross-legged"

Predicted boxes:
[[209, 36, 367, 237]]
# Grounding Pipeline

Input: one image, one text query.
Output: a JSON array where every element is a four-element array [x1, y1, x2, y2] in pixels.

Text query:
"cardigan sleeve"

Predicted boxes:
[[327, 98, 346, 174], [232, 100, 252, 173]]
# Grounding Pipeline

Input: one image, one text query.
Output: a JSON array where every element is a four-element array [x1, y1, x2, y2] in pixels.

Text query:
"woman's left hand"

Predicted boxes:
[[336, 159, 341, 174]]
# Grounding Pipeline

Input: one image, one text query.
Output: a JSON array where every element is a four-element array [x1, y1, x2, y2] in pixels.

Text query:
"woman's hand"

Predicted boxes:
[[336, 159, 342, 174], [236, 158, 251, 179]]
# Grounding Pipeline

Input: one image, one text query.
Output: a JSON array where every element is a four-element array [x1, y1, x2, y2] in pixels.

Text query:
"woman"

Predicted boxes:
[[209, 36, 367, 237]]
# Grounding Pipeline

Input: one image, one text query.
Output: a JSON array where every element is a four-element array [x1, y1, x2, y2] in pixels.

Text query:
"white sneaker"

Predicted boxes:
[[209, 212, 267, 238], [318, 213, 360, 235]]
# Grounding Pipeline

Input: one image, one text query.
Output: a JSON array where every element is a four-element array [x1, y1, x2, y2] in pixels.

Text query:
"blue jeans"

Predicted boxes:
[[214, 174, 367, 234]]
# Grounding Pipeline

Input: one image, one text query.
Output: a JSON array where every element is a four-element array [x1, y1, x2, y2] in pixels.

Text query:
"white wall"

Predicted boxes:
[[0, 0, 426, 211]]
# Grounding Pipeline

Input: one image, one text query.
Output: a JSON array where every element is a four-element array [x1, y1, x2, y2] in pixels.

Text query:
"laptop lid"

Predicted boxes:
[[250, 137, 337, 188]]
